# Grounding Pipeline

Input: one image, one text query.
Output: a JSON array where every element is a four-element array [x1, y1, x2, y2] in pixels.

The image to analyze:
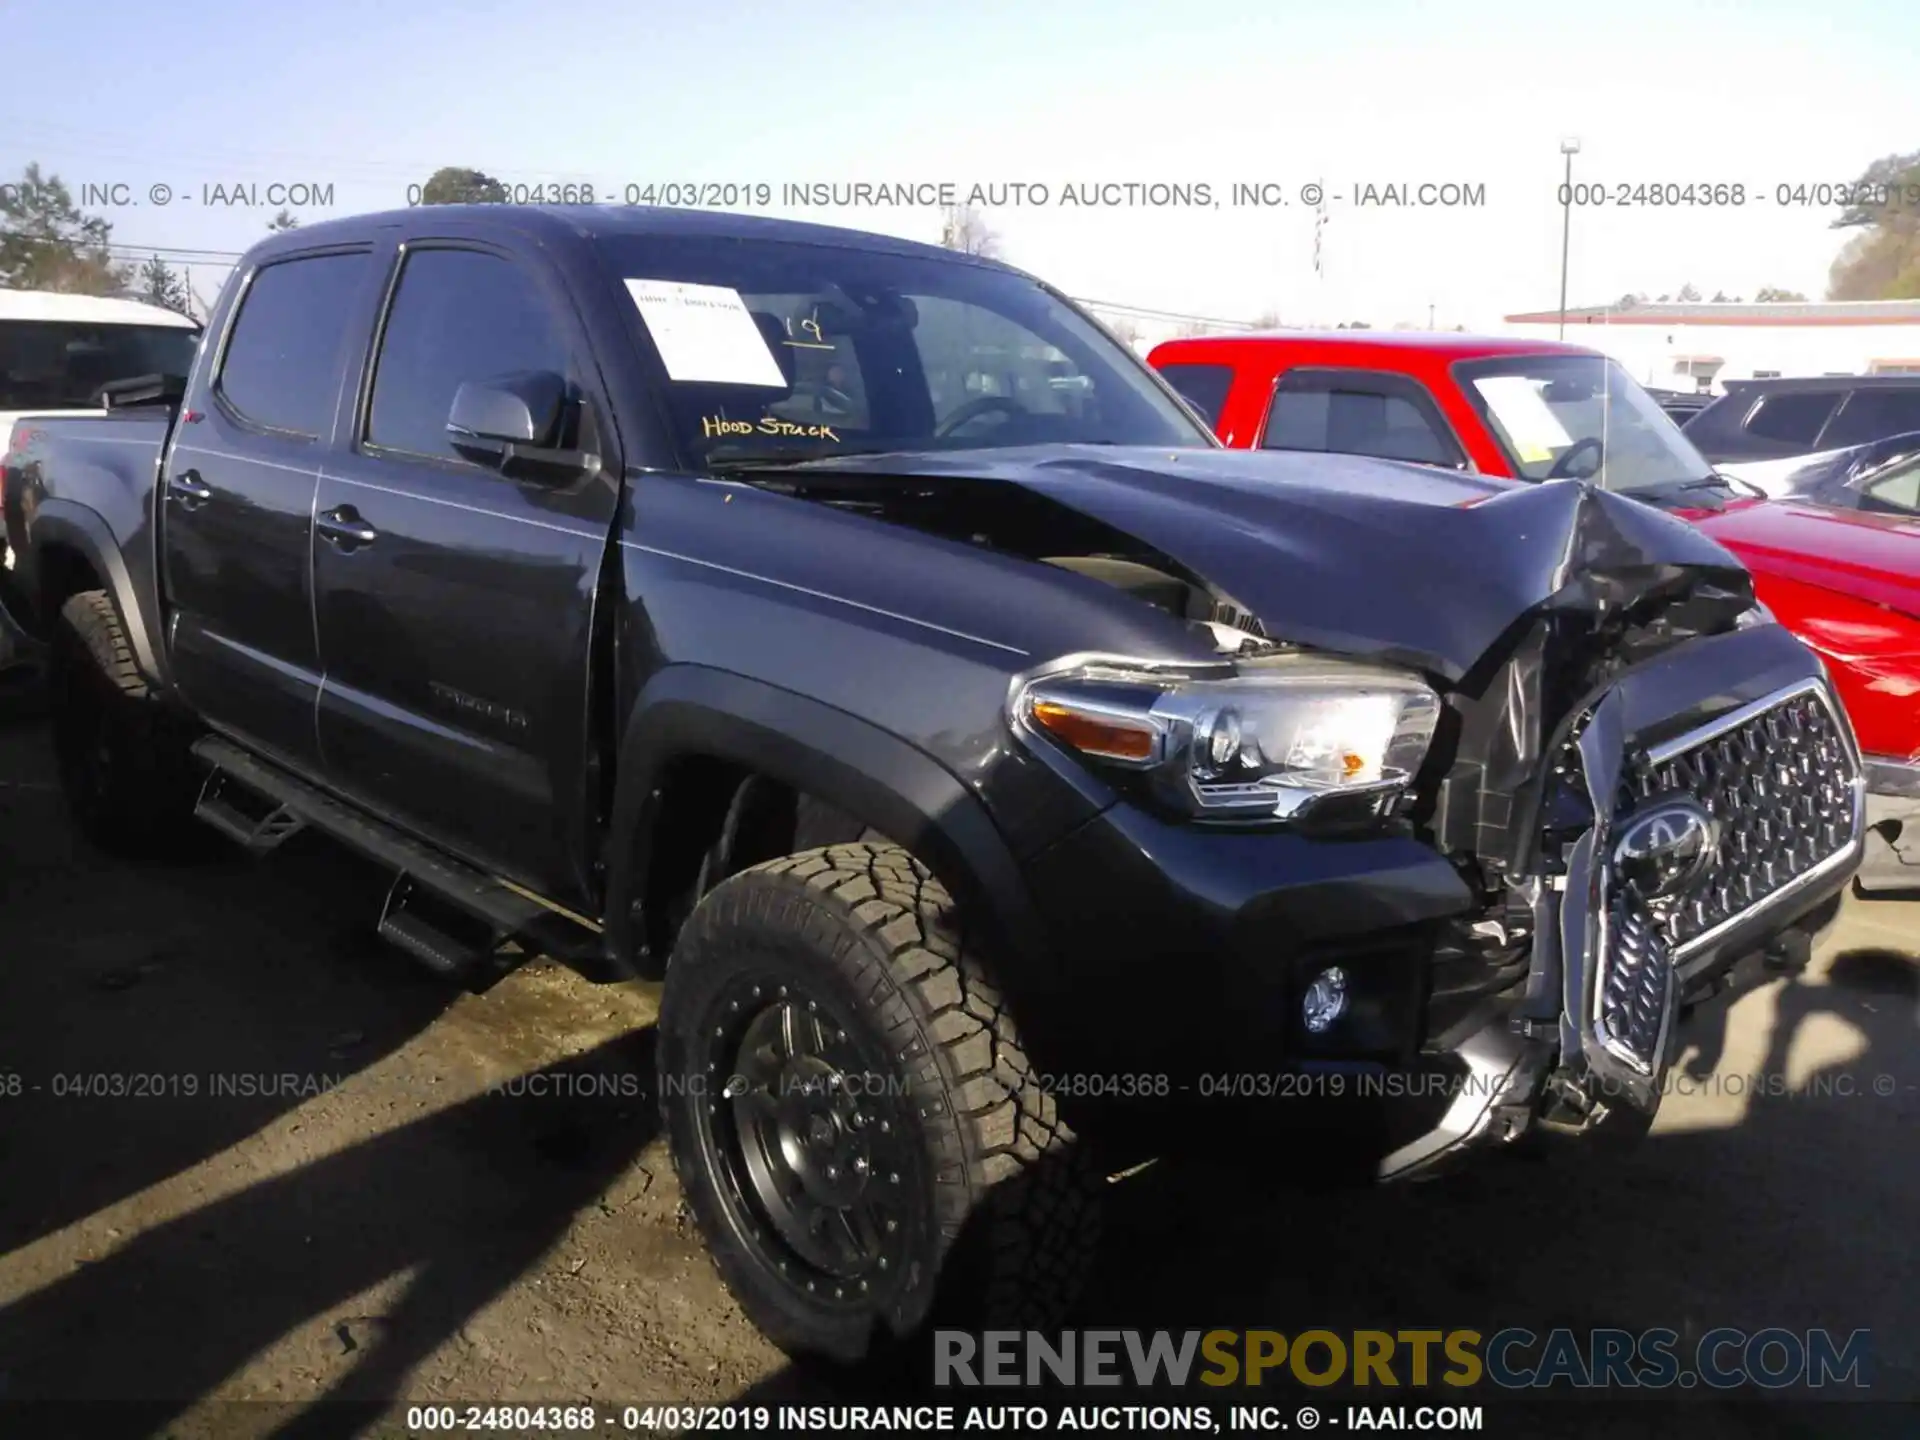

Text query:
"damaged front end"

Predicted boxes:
[[1374, 487, 1869, 1177], [739, 450, 1869, 1172]]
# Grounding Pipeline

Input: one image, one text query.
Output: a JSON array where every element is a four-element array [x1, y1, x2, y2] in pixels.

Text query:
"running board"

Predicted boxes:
[[191, 737, 602, 981]]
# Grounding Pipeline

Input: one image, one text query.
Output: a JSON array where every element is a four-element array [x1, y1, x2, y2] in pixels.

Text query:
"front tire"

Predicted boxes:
[[49, 590, 202, 856], [659, 842, 1101, 1363]]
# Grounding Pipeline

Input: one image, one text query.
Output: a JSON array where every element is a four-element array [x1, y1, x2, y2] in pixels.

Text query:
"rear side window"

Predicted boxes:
[[1261, 370, 1462, 468], [216, 252, 369, 437], [1742, 390, 1841, 445], [1155, 362, 1235, 428], [0, 321, 200, 411], [1861, 455, 1920, 514], [366, 248, 568, 464], [1821, 388, 1920, 449]]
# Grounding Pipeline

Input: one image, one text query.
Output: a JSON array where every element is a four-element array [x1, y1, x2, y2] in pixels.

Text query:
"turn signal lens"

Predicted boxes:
[[1029, 700, 1158, 762]]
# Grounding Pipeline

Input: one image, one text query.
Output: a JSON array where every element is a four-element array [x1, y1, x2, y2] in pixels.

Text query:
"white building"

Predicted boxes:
[[1500, 300, 1920, 394]]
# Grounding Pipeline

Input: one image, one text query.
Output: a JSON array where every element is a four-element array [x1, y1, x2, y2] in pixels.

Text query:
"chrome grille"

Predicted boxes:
[[1599, 892, 1674, 1071], [1618, 686, 1859, 952]]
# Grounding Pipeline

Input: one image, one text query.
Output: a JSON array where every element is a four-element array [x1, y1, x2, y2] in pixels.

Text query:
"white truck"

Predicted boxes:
[[1, 289, 200, 671]]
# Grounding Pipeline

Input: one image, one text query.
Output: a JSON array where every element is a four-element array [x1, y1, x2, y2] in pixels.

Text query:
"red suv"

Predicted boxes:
[[1150, 331, 1920, 895]]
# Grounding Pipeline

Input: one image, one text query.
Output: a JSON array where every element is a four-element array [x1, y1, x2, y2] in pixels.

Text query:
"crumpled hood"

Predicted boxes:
[[812, 445, 1754, 681]]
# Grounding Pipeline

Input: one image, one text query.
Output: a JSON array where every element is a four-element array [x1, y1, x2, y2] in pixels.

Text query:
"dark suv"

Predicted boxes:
[[1684, 375, 1920, 464], [0, 206, 1867, 1363]]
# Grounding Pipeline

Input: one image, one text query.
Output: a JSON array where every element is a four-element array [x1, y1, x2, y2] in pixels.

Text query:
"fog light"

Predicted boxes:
[[1301, 966, 1349, 1033]]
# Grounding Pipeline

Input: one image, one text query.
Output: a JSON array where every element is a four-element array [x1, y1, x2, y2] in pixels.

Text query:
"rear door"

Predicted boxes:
[[162, 248, 375, 770], [310, 239, 622, 902]]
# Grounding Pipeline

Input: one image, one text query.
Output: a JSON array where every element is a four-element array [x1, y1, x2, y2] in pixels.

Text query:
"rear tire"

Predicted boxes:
[[50, 590, 202, 856], [659, 842, 1101, 1363]]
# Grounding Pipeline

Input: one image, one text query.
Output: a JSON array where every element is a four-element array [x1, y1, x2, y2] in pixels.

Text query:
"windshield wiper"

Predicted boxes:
[[1624, 475, 1748, 510], [704, 446, 914, 473]]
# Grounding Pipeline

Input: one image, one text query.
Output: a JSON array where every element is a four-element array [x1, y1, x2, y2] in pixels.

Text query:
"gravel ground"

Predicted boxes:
[[0, 696, 1915, 1439]]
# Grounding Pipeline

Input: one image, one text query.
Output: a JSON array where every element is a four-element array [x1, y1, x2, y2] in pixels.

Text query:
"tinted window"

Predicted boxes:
[[1821, 388, 1920, 449], [217, 253, 368, 436], [1156, 362, 1235, 428], [1743, 390, 1841, 444], [0, 321, 200, 411], [367, 249, 567, 463], [1262, 372, 1460, 467]]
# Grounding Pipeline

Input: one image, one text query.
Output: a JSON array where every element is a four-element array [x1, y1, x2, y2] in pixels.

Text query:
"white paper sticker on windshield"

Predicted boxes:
[[624, 279, 787, 387], [1472, 376, 1573, 465]]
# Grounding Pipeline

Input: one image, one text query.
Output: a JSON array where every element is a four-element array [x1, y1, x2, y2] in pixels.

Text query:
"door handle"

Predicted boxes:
[[317, 505, 378, 550], [166, 469, 212, 508]]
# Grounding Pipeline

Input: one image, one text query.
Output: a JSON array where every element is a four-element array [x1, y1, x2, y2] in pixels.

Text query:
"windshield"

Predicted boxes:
[[1453, 354, 1714, 493], [592, 235, 1211, 465], [0, 320, 200, 411]]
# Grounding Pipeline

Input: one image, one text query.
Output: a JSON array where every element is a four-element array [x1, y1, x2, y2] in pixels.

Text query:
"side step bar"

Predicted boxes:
[[192, 737, 603, 982]]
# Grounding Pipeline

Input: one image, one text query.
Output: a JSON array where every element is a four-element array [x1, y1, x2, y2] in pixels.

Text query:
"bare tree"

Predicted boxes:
[[1249, 310, 1282, 330], [938, 203, 1002, 258]]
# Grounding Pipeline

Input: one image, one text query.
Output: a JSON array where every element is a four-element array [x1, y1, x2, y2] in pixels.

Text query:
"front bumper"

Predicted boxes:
[[1017, 628, 1864, 1174], [1859, 756, 1920, 894], [1381, 673, 1866, 1179]]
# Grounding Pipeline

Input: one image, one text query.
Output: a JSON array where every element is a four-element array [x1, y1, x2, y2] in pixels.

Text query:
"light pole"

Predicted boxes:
[[1558, 137, 1581, 340]]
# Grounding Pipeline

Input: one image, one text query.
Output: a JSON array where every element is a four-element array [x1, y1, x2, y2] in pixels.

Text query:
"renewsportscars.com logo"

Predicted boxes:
[[934, 1328, 1873, 1390]]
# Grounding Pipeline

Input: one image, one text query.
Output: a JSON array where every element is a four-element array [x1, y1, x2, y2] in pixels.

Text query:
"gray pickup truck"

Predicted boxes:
[[0, 205, 1867, 1362]]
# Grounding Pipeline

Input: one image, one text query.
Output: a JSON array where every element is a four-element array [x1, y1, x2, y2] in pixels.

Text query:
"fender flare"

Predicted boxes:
[[601, 664, 1055, 988], [25, 499, 164, 683]]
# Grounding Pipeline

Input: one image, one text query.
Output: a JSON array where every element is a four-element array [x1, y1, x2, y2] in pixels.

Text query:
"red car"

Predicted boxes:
[[1149, 331, 1920, 894]]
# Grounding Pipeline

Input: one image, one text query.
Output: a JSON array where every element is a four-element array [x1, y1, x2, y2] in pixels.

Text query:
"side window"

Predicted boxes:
[[366, 249, 567, 464], [1822, 389, 1920, 449], [1155, 363, 1235, 429], [1860, 456, 1920, 515], [216, 252, 369, 436], [1261, 370, 1463, 467], [1742, 390, 1841, 445]]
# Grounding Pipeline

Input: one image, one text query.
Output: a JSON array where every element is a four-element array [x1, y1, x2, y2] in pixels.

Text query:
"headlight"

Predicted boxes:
[[1734, 600, 1777, 630], [1011, 654, 1443, 822]]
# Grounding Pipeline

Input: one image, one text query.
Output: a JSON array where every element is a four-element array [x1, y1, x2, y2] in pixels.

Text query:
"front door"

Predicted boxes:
[[310, 242, 620, 903], [162, 248, 375, 771]]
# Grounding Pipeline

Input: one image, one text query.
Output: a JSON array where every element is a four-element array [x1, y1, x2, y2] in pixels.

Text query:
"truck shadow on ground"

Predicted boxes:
[[0, 1030, 661, 1437]]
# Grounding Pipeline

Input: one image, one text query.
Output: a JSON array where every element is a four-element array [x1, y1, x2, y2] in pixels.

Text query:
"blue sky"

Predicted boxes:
[[6, 0, 1917, 327]]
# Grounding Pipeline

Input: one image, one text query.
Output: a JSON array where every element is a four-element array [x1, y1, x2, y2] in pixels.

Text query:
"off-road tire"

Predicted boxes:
[[49, 590, 202, 856], [659, 842, 1102, 1363]]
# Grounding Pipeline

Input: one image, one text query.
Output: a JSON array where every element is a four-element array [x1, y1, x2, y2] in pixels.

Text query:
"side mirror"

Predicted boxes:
[[447, 371, 601, 482]]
